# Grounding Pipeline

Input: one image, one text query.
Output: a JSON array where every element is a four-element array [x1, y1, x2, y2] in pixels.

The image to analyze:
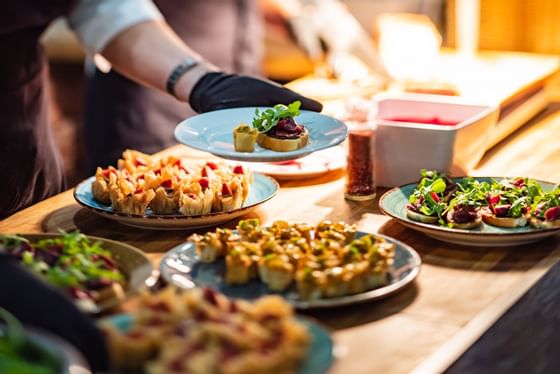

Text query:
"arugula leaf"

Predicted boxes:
[[252, 101, 301, 133]]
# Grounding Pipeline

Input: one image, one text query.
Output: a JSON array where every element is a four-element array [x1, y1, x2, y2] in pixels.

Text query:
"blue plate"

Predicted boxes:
[[106, 313, 333, 374], [379, 177, 560, 247], [73, 173, 278, 230], [174, 107, 348, 162], [160, 232, 421, 309]]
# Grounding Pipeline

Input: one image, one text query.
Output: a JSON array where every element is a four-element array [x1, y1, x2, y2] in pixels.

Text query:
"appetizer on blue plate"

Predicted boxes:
[[92, 150, 253, 216]]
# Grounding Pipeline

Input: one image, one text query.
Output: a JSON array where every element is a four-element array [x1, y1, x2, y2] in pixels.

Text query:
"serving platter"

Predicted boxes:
[[11, 234, 153, 313], [174, 107, 348, 162], [160, 231, 421, 309], [379, 177, 560, 247], [74, 173, 278, 230], [106, 313, 333, 374], [244, 146, 346, 180]]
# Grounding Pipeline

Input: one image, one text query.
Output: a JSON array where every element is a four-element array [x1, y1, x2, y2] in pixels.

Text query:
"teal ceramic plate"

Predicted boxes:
[[160, 232, 421, 309], [106, 314, 333, 374], [379, 177, 560, 247], [74, 173, 278, 230], [174, 107, 348, 162]]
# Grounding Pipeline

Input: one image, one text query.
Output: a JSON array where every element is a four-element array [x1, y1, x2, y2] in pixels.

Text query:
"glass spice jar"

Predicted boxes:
[[345, 122, 377, 200], [342, 98, 377, 201]]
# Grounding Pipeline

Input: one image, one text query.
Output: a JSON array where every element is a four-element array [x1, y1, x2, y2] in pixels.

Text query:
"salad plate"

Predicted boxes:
[[105, 313, 333, 374], [1, 233, 153, 313], [243, 146, 346, 180], [160, 231, 421, 309], [74, 173, 278, 230], [174, 107, 348, 162], [379, 177, 560, 247]]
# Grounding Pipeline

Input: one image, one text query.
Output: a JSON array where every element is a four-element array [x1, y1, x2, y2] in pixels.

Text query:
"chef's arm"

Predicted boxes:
[[98, 20, 217, 102], [67, 0, 322, 112]]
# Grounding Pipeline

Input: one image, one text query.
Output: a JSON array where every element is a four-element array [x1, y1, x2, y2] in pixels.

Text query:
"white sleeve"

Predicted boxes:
[[67, 0, 164, 55]]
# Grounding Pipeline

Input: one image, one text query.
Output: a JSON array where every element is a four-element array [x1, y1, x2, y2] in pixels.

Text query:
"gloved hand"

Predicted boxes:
[[189, 72, 323, 113], [0, 255, 109, 372]]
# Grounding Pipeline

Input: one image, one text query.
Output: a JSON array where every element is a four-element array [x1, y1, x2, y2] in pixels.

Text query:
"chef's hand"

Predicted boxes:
[[0, 255, 109, 372], [189, 72, 323, 113]]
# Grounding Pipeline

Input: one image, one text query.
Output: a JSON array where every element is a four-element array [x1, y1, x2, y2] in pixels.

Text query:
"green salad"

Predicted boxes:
[[0, 232, 125, 311]]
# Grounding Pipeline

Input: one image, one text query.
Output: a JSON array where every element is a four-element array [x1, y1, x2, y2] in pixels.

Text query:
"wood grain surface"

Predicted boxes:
[[2, 105, 560, 373]]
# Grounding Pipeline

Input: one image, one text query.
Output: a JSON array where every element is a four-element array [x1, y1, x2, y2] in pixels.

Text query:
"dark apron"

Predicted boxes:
[[85, 0, 263, 172], [0, 1, 71, 219]]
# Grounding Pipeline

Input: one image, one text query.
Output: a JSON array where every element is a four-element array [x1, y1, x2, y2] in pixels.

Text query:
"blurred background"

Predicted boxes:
[[43, 0, 560, 185]]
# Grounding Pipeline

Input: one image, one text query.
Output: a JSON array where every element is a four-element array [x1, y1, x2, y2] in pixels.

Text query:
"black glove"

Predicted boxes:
[[189, 72, 322, 113], [0, 255, 109, 372]]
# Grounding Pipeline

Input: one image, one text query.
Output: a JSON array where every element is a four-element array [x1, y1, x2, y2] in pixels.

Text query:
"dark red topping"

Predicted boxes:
[[206, 161, 219, 170], [233, 165, 244, 174], [102, 167, 116, 179], [154, 168, 162, 176], [85, 278, 113, 290], [451, 205, 478, 224], [134, 187, 144, 194], [431, 192, 440, 203], [198, 177, 209, 191], [266, 118, 304, 139], [512, 178, 525, 188], [134, 158, 148, 167], [126, 330, 144, 339], [493, 204, 511, 217], [160, 179, 173, 189], [545, 206, 560, 221], [221, 183, 232, 197], [203, 288, 219, 306]]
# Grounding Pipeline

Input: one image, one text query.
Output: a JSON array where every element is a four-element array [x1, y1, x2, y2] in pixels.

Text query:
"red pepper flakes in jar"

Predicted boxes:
[[342, 97, 377, 201], [345, 124, 376, 200]]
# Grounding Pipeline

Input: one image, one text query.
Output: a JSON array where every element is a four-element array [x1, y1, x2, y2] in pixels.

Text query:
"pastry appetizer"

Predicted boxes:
[[92, 166, 117, 204], [109, 178, 155, 215], [190, 219, 396, 301], [252, 101, 308, 152], [91, 150, 253, 216], [178, 180, 213, 215], [102, 287, 311, 374], [530, 186, 560, 228], [233, 123, 257, 152]]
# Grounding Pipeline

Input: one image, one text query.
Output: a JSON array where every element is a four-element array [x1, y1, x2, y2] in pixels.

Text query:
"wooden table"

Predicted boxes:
[[1, 105, 560, 373]]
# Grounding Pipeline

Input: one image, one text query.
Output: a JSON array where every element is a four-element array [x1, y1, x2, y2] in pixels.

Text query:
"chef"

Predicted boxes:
[[0, 0, 321, 220]]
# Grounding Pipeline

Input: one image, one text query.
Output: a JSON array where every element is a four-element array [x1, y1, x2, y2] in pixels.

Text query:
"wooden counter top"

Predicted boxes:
[[1, 105, 560, 373]]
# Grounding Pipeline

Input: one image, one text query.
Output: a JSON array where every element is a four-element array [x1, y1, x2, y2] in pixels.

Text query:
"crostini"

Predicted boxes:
[[529, 187, 560, 228], [406, 176, 450, 224], [252, 101, 308, 152]]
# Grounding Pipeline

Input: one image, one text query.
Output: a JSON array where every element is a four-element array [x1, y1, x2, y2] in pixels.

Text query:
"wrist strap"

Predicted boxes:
[[166, 57, 199, 97]]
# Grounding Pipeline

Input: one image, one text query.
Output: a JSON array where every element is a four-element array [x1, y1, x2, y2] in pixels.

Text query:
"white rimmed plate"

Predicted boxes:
[[242, 146, 346, 180], [73, 173, 279, 230], [174, 107, 348, 162], [160, 231, 421, 309]]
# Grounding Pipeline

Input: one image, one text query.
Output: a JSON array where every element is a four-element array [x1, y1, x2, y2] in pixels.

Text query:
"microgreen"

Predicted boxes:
[[252, 101, 301, 133]]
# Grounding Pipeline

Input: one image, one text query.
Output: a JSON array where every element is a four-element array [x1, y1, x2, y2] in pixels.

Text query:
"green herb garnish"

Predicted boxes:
[[252, 101, 301, 133]]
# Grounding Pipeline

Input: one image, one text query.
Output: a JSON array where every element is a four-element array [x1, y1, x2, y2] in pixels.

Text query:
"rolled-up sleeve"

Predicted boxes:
[[67, 0, 164, 55]]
